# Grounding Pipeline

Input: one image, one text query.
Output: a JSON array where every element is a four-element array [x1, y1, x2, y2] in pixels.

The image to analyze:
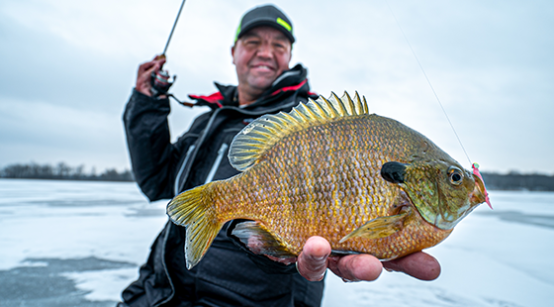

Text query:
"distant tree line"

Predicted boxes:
[[481, 172, 554, 191], [1, 162, 553, 190], [0, 162, 133, 182]]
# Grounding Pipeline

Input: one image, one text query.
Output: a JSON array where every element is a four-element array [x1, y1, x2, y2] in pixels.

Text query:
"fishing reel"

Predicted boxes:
[[150, 69, 176, 98], [149, 64, 195, 107]]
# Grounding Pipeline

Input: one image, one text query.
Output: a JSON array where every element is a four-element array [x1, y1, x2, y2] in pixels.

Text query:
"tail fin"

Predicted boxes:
[[167, 183, 222, 269]]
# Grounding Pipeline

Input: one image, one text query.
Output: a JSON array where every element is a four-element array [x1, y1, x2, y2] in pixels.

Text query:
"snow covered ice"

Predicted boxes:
[[0, 179, 553, 306]]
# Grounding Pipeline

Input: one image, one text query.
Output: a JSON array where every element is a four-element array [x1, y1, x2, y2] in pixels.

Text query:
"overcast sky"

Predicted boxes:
[[0, 0, 552, 175]]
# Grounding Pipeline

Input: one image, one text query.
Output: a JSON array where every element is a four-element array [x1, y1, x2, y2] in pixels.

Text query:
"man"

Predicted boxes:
[[121, 4, 440, 307]]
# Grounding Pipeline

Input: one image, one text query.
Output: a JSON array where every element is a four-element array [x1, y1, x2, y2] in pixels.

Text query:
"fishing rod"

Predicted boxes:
[[150, 0, 195, 107], [163, 0, 186, 56]]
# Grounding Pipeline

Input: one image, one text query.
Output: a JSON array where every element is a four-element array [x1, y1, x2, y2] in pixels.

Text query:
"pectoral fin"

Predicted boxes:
[[339, 211, 409, 243]]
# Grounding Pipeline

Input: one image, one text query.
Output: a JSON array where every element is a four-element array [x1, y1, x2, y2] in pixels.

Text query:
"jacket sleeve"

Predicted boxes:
[[123, 89, 181, 201]]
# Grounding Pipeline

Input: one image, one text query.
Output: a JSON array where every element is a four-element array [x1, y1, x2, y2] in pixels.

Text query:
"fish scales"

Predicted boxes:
[[168, 92, 490, 269], [211, 116, 440, 256]]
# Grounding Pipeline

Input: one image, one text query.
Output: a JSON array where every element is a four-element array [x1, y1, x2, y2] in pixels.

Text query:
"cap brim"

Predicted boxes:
[[237, 20, 295, 43]]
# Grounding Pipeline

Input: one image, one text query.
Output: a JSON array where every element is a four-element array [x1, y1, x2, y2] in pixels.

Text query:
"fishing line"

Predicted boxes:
[[385, 0, 472, 165]]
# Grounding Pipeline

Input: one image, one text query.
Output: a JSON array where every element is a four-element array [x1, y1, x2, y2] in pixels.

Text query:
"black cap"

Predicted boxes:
[[235, 5, 295, 44]]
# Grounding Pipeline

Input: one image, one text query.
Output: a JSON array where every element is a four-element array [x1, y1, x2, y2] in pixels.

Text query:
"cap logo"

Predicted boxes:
[[276, 17, 292, 32], [234, 24, 242, 42]]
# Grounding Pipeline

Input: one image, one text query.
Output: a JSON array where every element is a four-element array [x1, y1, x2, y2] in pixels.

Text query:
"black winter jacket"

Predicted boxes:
[[121, 64, 325, 307]]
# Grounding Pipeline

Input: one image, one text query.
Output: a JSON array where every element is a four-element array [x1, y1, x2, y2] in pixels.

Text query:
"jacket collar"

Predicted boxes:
[[189, 64, 313, 109]]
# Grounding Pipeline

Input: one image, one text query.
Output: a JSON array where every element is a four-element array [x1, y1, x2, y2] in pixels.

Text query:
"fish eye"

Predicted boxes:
[[448, 166, 464, 186]]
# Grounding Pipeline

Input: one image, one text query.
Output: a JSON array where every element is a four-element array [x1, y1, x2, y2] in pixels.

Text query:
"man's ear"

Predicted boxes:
[[231, 45, 236, 65]]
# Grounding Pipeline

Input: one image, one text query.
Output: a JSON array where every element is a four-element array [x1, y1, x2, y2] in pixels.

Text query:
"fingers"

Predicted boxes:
[[382, 251, 441, 281], [298, 237, 440, 282], [296, 236, 331, 281], [138, 61, 154, 75], [298, 237, 382, 282], [135, 55, 166, 96], [137, 57, 166, 77], [328, 254, 382, 282]]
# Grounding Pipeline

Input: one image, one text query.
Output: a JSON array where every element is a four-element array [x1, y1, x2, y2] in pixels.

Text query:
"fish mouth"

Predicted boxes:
[[470, 172, 492, 209], [431, 172, 492, 230]]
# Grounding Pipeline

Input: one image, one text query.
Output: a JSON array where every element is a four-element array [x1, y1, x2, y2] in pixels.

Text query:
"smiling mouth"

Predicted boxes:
[[252, 64, 274, 71]]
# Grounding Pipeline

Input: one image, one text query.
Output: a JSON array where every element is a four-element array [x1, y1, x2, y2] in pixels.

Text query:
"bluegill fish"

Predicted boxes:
[[168, 92, 491, 269]]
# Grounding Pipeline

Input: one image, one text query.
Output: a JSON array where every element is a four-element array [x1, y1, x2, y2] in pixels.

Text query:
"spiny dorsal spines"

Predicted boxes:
[[269, 113, 287, 128], [331, 92, 348, 116], [290, 108, 309, 126], [362, 95, 369, 114], [353, 91, 361, 105], [228, 91, 370, 172], [343, 91, 358, 115], [318, 96, 340, 118], [352, 92, 367, 114], [305, 100, 326, 120], [280, 111, 301, 127], [305, 97, 328, 120], [296, 102, 319, 121]]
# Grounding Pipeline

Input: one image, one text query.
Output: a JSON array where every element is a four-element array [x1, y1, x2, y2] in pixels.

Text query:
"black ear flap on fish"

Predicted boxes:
[[381, 162, 407, 184]]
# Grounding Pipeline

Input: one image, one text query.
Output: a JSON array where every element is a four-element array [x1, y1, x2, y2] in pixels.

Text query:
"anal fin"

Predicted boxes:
[[231, 221, 296, 259], [339, 211, 409, 243]]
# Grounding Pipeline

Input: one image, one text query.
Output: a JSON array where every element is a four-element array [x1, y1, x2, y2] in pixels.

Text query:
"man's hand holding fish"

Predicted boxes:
[[298, 236, 440, 282]]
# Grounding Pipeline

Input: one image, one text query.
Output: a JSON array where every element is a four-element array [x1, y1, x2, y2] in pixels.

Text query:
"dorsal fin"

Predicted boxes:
[[229, 91, 369, 171]]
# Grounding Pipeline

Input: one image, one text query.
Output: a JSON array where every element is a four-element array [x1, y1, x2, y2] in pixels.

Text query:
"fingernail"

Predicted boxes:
[[384, 263, 400, 273]]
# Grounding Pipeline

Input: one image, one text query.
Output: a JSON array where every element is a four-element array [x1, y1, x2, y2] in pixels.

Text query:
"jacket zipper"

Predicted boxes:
[[204, 143, 228, 184], [174, 145, 196, 196], [155, 221, 175, 307]]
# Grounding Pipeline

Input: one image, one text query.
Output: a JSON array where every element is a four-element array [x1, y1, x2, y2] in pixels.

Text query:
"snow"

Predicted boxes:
[[61, 268, 139, 301], [0, 179, 553, 306]]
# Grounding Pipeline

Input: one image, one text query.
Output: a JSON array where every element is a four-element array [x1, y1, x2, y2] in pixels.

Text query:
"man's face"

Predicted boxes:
[[232, 26, 292, 95]]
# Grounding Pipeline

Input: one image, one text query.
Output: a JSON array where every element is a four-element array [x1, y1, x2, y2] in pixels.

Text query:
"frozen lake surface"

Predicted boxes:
[[0, 179, 553, 306]]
